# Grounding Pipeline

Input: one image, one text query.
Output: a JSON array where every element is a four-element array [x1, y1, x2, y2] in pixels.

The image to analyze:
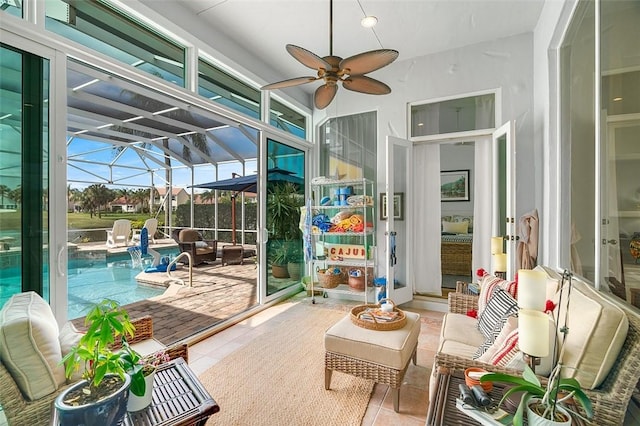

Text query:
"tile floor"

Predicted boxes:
[[187, 292, 445, 425]]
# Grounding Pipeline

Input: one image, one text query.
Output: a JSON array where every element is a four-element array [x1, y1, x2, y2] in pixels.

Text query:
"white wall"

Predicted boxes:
[[440, 143, 475, 216]]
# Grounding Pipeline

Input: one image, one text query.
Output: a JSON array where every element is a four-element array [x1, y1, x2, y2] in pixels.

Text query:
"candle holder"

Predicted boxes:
[[523, 353, 542, 374]]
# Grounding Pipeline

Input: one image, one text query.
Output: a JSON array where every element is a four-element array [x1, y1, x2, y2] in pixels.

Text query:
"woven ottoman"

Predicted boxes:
[[324, 310, 421, 412]]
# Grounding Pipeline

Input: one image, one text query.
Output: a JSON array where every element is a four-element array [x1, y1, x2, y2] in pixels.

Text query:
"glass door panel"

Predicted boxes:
[[265, 138, 305, 297], [0, 44, 50, 307], [385, 136, 412, 305]]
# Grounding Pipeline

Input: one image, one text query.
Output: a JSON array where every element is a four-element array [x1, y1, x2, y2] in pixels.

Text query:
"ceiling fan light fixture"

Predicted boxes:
[[261, 0, 397, 109], [361, 15, 378, 28]]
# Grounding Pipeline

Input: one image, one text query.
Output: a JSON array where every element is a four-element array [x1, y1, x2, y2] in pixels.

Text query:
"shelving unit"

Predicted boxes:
[[308, 178, 376, 303]]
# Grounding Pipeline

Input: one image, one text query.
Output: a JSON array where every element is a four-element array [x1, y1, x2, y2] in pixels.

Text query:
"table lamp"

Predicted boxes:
[[491, 236, 503, 255], [492, 253, 507, 279], [519, 309, 550, 373], [517, 269, 547, 311]]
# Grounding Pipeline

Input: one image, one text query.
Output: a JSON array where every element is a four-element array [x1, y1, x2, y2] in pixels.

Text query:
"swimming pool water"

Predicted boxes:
[[1, 248, 178, 319]]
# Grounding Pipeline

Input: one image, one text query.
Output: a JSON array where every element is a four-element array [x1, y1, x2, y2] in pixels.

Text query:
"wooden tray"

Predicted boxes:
[[350, 299, 407, 331]]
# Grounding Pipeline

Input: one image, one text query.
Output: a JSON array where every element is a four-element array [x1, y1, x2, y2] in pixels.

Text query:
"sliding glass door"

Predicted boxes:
[[0, 43, 51, 307], [263, 137, 306, 299]]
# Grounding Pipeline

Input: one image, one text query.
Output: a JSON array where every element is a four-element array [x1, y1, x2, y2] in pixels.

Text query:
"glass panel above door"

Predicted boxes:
[[410, 94, 495, 137]]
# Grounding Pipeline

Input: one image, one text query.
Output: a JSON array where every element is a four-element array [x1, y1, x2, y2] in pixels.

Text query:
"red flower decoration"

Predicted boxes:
[[545, 300, 556, 314], [476, 268, 487, 278], [466, 309, 478, 319]]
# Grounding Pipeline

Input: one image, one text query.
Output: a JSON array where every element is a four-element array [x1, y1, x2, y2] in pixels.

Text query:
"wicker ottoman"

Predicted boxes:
[[324, 310, 421, 412]]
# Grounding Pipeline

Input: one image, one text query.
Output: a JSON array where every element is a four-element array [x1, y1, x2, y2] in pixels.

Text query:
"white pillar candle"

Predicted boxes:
[[492, 253, 507, 272], [518, 309, 550, 357], [491, 237, 503, 255], [518, 269, 547, 311]]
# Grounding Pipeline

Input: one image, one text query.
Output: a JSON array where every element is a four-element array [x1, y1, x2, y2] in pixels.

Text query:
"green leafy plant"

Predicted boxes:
[[480, 365, 593, 425], [119, 343, 169, 396], [61, 300, 149, 398], [268, 243, 289, 266]]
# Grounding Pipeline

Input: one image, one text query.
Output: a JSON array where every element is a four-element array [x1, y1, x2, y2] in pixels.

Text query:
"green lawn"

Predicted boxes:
[[1, 211, 162, 230]]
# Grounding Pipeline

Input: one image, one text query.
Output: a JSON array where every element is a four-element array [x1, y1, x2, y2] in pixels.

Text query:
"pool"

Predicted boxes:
[[0, 248, 179, 319]]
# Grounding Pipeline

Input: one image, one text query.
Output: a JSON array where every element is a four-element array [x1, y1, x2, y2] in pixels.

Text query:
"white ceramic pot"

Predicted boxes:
[[127, 370, 155, 412], [526, 399, 572, 426]]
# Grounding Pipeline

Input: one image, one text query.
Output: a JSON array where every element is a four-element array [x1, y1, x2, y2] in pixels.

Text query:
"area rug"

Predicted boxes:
[[200, 304, 374, 425]]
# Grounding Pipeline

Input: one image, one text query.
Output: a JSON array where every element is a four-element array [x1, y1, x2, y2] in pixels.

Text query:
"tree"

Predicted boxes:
[[83, 184, 114, 218], [9, 186, 21, 208], [199, 190, 216, 204], [0, 184, 9, 207]]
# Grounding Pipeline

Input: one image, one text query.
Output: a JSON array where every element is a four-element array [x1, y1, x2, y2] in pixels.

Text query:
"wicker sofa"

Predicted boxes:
[[429, 270, 640, 425], [0, 293, 188, 426]]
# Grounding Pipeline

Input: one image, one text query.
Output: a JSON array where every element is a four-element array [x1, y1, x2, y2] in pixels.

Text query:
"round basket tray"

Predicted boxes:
[[350, 299, 407, 331]]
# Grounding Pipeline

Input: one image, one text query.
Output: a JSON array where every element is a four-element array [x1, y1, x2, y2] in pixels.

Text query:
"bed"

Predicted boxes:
[[441, 234, 473, 275], [441, 214, 473, 276]]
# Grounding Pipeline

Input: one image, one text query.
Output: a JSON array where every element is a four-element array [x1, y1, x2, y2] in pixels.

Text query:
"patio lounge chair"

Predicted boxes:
[[178, 229, 217, 265], [132, 218, 158, 244], [106, 219, 131, 247]]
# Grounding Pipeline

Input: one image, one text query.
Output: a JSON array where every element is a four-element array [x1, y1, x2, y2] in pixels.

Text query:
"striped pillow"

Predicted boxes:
[[477, 274, 518, 317], [476, 288, 518, 341], [475, 315, 518, 360]]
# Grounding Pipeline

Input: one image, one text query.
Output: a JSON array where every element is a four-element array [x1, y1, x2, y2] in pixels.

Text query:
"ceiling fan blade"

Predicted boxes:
[[342, 76, 392, 95], [286, 44, 332, 71], [314, 84, 338, 109], [339, 49, 399, 76], [261, 76, 318, 90]]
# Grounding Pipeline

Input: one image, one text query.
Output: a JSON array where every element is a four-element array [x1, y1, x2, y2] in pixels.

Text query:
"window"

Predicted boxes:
[[0, 0, 22, 18], [563, 0, 640, 311], [410, 94, 495, 137], [319, 111, 377, 182], [269, 97, 306, 139], [198, 57, 260, 119], [45, 0, 185, 87]]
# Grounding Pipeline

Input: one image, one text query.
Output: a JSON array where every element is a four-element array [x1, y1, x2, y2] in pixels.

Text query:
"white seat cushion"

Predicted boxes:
[[0, 292, 66, 400], [554, 279, 628, 389], [439, 313, 486, 348], [324, 311, 420, 370]]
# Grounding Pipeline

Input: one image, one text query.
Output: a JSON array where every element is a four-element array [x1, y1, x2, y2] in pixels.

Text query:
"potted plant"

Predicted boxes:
[[119, 342, 169, 411], [480, 365, 593, 426], [54, 300, 140, 424], [269, 242, 290, 278], [287, 244, 304, 280]]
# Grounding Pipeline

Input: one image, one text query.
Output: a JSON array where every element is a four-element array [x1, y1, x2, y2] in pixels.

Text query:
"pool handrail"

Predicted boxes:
[[166, 252, 192, 287]]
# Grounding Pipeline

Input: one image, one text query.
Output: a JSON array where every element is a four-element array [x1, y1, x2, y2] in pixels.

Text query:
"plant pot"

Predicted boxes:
[[55, 374, 131, 425], [127, 370, 155, 412], [526, 398, 572, 426], [271, 264, 289, 278], [287, 262, 302, 280]]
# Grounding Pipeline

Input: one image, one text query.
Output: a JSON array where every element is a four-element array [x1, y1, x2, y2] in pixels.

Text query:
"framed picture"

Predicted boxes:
[[379, 192, 404, 220], [441, 170, 470, 201]]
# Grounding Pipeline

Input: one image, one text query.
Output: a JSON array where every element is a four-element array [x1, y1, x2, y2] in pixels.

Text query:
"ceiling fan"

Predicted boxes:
[[261, 0, 399, 109]]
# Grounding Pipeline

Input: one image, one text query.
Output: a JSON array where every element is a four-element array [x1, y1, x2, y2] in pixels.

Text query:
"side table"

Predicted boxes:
[[426, 368, 584, 426], [127, 357, 219, 425], [52, 357, 219, 426]]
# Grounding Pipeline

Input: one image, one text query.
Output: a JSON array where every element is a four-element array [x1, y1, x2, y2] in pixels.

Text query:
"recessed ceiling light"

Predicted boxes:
[[613, 97, 623, 102], [417, 123, 424, 127], [361, 15, 378, 28]]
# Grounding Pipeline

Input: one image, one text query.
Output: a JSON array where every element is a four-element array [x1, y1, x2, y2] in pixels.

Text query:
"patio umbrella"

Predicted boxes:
[[191, 168, 303, 244]]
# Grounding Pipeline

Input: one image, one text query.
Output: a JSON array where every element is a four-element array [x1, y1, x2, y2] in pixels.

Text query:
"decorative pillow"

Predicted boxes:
[[442, 221, 468, 234], [474, 314, 517, 359], [195, 241, 208, 248], [478, 313, 558, 376], [58, 321, 84, 382], [477, 274, 518, 317], [452, 215, 473, 233], [553, 279, 628, 389], [476, 288, 518, 340], [0, 292, 66, 400]]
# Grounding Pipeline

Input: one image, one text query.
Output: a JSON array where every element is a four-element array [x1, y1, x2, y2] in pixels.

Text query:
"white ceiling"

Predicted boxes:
[[175, 0, 546, 94]]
